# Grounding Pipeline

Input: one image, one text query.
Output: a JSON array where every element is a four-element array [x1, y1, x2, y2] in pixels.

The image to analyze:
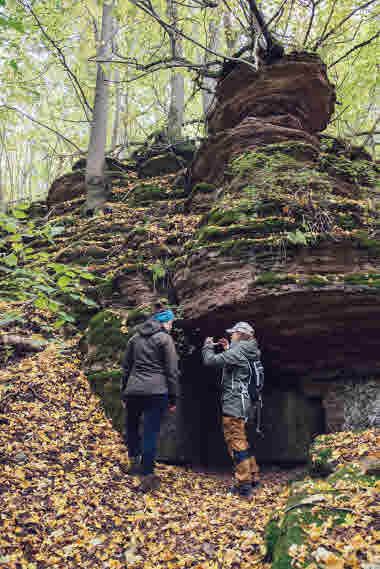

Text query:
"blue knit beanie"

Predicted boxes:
[[152, 309, 175, 323]]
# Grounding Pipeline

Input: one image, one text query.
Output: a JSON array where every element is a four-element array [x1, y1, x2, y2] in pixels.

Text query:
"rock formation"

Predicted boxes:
[[38, 52, 379, 466]]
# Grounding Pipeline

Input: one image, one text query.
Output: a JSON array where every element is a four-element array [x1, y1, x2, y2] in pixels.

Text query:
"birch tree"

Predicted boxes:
[[166, 0, 184, 143], [85, 2, 114, 213], [202, 9, 221, 123]]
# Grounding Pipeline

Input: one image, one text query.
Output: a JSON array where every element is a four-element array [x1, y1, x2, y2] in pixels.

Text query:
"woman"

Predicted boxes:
[[121, 303, 179, 492]]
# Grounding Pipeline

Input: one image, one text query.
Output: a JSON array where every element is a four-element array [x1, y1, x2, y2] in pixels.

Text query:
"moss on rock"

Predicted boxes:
[[192, 182, 216, 194], [87, 310, 129, 358], [318, 154, 378, 187], [87, 370, 124, 432], [126, 306, 152, 325], [230, 142, 319, 176], [255, 272, 298, 286], [131, 184, 169, 205], [196, 218, 297, 243]]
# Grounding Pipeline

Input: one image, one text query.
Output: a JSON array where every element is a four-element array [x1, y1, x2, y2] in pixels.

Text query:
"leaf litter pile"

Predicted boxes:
[[0, 341, 379, 569], [0, 342, 290, 569]]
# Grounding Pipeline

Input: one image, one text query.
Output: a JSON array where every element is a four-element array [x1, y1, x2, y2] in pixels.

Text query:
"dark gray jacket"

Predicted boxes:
[[121, 319, 179, 403], [202, 339, 261, 419]]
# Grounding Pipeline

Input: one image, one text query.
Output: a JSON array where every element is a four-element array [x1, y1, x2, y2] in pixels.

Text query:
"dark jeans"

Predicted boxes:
[[124, 394, 168, 475]]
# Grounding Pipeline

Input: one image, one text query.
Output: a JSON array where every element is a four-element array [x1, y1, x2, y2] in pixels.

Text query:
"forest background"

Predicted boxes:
[[0, 0, 378, 208]]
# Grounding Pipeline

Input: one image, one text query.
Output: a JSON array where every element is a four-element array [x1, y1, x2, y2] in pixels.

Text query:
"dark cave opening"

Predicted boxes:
[[176, 346, 326, 468]]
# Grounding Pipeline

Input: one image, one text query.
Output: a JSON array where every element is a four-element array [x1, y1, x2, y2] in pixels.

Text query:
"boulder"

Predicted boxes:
[[138, 153, 184, 178], [72, 156, 133, 174], [208, 53, 336, 134], [189, 53, 335, 187], [47, 171, 86, 206]]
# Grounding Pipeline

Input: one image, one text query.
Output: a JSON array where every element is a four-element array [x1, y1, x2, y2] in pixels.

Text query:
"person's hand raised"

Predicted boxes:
[[218, 338, 229, 351]]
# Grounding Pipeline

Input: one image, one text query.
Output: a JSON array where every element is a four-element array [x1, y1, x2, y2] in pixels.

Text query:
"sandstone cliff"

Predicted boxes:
[[34, 53, 380, 465]]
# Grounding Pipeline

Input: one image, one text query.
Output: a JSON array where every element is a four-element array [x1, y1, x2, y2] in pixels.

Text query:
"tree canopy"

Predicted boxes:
[[0, 0, 378, 204]]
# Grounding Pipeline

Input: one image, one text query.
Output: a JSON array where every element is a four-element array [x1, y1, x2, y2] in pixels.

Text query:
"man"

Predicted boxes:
[[202, 322, 261, 498], [121, 304, 179, 492]]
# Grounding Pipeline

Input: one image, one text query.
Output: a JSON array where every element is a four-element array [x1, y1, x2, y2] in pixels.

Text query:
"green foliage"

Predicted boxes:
[[149, 261, 167, 289], [287, 229, 308, 246], [87, 311, 129, 355], [0, 206, 98, 328], [318, 155, 378, 186], [264, 520, 282, 561]]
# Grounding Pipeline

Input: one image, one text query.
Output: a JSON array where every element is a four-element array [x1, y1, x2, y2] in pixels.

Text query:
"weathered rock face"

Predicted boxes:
[[174, 53, 379, 384], [190, 53, 335, 186], [42, 52, 380, 466], [47, 171, 86, 206], [209, 54, 336, 134]]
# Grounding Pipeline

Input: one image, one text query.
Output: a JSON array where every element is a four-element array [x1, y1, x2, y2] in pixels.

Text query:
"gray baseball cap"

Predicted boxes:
[[226, 321, 255, 335]]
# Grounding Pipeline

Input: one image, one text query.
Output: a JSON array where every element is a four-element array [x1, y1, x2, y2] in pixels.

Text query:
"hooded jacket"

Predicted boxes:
[[202, 339, 261, 419], [121, 318, 179, 403]]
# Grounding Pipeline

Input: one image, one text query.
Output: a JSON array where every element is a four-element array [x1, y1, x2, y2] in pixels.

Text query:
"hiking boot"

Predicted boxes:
[[228, 483, 253, 498], [124, 456, 142, 476], [138, 474, 160, 493]]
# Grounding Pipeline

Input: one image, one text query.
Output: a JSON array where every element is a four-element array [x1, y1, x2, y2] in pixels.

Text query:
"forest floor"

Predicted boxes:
[[0, 339, 379, 569]]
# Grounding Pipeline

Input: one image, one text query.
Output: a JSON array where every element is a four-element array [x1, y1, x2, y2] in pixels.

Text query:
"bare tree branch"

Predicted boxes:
[[360, 114, 380, 148], [346, 130, 380, 137], [0, 106, 84, 153], [128, 0, 259, 73], [314, 0, 378, 50], [329, 30, 380, 68], [267, 0, 289, 29], [316, 0, 337, 48], [19, 0, 92, 120], [303, 0, 320, 47]]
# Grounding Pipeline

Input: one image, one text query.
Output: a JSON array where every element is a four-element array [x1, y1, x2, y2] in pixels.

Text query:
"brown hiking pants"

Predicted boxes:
[[223, 415, 260, 485]]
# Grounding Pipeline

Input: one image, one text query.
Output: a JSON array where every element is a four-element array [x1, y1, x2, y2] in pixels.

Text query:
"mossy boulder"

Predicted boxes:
[[318, 154, 379, 186], [172, 140, 196, 162], [138, 153, 184, 178], [265, 456, 379, 569], [86, 310, 129, 363], [130, 185, 169, 205], [192, 183, 217, 195], [87, 370, 124, 432]]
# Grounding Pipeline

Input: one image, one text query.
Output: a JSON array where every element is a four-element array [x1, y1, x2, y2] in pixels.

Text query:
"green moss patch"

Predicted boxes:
[[87, 370, 124, 432], [255, 272, 299, 286], [353, 230, 380, 255], [318, 155, 379, 187], [230, 142, 319, 176], [344, 272, 380, 287], [192, 182, 216, 194], [130, 184, 170, 205], [126, 306, 152, 325], [196, 218, 297, 243], [87, 310, 129, 357]]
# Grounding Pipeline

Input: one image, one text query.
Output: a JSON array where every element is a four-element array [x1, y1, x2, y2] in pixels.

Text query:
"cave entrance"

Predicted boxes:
[[177, 348, 326, 467]]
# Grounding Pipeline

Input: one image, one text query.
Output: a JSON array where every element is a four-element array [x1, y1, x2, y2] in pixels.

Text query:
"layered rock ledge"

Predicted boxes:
[[30, 52, 380, 465]]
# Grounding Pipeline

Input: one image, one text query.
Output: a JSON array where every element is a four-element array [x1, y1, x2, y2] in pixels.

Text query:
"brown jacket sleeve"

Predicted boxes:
[[160, 333, 179, 403]]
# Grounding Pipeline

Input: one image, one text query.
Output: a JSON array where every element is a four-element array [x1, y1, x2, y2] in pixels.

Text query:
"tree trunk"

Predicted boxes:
[[202, 13, 221, 122], [166, 0, 184, 143], [111, 66, 121, 150], [85, 2, 114, 212], [0, 144, 5, 213]]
